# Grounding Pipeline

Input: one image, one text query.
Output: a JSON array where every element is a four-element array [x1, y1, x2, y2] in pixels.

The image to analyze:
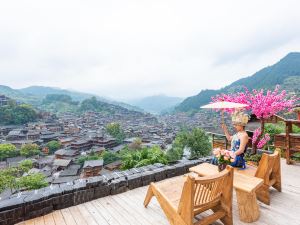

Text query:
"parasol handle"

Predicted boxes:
[[221, 110, 225, 125]]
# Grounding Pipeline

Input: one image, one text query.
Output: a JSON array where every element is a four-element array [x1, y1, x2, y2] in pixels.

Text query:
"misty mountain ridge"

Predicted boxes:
[[0, 85, 142, 112]]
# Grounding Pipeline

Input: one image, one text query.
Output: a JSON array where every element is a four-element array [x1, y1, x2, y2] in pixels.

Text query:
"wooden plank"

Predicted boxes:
[[24, 219, 35, 225], [110, 194, 152, 225], [43, 213, 55, 225], [68, 206, 88, 225], [34, 216, 45, 225], [95, 197, 133, 224], [52, 210, 67, 225], [90, 200, 120, 225], [84, 201, 110, 225], [60, 208, 77, 225], [76, 204, 99, 225], [124, 187, 172, 223], [111, 192, 154, 225]]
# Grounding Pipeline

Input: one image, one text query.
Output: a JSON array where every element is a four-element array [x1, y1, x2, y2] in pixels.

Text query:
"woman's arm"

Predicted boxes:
[[235, 133, 248, 155], [221, 124, 232, 142]]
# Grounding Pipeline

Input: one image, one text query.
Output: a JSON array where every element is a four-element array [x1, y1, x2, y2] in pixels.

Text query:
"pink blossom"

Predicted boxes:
[[212, 85, 298, 118], [257, 133, 271, 149], [252, 128, 261, 144]]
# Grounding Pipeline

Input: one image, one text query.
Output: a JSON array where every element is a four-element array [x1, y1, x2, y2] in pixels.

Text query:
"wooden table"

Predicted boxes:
[[189, 163, 264, 223]]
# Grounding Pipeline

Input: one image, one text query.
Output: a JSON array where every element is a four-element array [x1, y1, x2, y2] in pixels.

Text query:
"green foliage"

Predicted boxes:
[[16, 173, 48, 190], [0, 167, 18, 193], [166, 131, 188, 162], [0, 102, 38, 125], [186, 128, 211, 158], [167, 128, 211, 161], [101, 150, 120, 165], [106, 122, 125, 144], [20, 144, 40, 157], [120, 146, 168, 170], [19, 159, 33, 173], [0, 160, 48, 193], [0, 143, 18, 161], [46, 140, 62, 154]]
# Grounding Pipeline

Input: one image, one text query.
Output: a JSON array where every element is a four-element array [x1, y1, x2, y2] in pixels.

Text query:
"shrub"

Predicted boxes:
[[0, 143, 18, 161], [20, 143, 40, 157], [16, 173, 48, 190]]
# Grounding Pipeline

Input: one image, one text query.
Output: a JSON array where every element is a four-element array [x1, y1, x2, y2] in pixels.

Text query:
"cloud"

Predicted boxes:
[[0, 0, 300, 100]]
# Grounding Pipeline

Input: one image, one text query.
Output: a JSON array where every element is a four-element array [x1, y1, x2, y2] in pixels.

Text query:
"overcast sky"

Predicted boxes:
[[1, 0, 300, 101]]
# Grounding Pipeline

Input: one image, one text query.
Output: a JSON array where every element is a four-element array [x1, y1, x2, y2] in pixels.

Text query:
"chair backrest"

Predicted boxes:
[[255, 149, 280, 184], [177, 166, 234, 225]]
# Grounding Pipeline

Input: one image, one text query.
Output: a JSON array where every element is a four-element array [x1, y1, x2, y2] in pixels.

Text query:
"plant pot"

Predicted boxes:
[[218, 163, 227, 172], [297, 112, 300, 120]]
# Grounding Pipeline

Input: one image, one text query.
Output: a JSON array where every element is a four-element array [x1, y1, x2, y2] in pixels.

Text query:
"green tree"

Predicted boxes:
[[0, 143, 18, 161], [120, 146, 168, 170], [19, 159, 33, 173], [16, 173, 48, 190], [0, 167, 18, 193], [20, 143, 40, 157], [167, 128, 211, 161], [166, 131, 188, 162], [0, 102, 38, 125], [186, 128, 211, 158], [101, 150, 120, 165], [46, 140, 62, 154], [106, 122, 125, 144]]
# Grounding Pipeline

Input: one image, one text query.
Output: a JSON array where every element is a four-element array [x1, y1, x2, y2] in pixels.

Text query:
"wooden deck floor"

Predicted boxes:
[[18, 160, 300, 225]]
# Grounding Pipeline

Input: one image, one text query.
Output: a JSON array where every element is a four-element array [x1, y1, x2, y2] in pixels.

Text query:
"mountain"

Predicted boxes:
[[0, 85, 40, 105], [0, 85, 141, 112], [129, 95, 183, 114], [176, 52, 300, 112]]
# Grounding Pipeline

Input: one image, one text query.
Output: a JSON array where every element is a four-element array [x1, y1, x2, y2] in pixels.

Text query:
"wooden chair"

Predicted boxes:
[[144, 166, 234, 225], [236, 149, 281, 205]]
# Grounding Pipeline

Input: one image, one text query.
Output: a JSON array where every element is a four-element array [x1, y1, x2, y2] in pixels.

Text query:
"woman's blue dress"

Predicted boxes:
[[212, 133, 246, 169], [230, 134, 246, 169]]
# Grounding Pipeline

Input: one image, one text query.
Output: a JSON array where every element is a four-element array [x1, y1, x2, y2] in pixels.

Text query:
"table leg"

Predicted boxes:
[[235, 189, 260, 223]]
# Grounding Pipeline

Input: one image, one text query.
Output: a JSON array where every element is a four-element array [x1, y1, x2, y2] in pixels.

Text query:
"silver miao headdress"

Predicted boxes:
[[231, 110, 249, 126]]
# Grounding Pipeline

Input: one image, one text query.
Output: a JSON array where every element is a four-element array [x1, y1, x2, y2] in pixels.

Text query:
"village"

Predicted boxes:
[[0, 95, 224, 202]]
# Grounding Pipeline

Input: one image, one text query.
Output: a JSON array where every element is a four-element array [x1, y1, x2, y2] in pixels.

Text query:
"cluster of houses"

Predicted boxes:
[[0, 110, 182, 192]]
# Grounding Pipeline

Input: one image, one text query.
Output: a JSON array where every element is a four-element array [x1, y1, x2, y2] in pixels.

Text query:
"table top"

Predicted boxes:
[[189, 163, 263, 193]]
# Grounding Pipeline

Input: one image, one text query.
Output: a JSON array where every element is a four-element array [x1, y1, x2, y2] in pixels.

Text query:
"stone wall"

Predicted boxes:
[[0, 158, 211, 225]]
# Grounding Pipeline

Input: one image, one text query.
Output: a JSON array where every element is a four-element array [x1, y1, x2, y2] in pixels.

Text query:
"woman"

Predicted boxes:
[[215, 110, 249, 168]]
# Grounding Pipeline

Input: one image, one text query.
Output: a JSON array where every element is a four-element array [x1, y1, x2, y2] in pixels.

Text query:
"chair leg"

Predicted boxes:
[[272, 180, 282, 192], [144, 184, 154, 207], [220, 214, 233, 225], [256, 185, 270, 205], [212, 205, 233, 225]]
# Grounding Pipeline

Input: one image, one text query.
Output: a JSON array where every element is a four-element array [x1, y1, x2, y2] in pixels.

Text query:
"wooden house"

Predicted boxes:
[[83, 160, 104, 177]]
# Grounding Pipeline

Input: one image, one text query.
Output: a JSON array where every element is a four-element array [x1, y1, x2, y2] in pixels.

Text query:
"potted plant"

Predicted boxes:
[[213, 148, 235, 171]]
